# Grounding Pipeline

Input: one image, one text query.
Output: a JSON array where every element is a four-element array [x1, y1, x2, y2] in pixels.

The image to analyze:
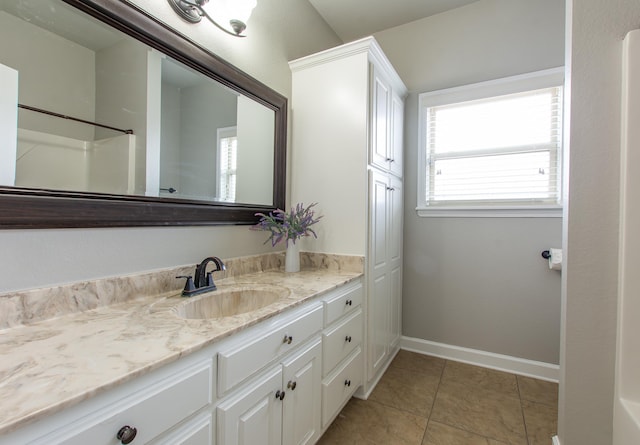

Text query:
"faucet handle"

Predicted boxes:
[[176, 276, 195, 294]]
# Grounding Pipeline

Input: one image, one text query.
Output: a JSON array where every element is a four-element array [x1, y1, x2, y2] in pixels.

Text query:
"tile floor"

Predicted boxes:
[[317, 350, 558, 445]]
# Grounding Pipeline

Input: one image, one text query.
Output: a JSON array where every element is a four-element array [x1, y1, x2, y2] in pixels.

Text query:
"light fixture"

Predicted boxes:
[[167, 0, 257, 37]]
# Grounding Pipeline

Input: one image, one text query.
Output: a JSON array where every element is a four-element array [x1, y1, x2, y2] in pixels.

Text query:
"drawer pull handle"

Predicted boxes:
[[117, 425, 137, 444], [275, 390, 286, 400], [287, 380, 297, 390], [344, 379, 351, 387], [345, 335, 352, 343], [345, 299, 353, 306], [283, 335, 293, 344]]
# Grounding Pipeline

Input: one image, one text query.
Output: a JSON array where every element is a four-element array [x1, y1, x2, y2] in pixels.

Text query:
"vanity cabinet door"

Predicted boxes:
[[281, 338, 322, 445], [217, 367, 283, 445]]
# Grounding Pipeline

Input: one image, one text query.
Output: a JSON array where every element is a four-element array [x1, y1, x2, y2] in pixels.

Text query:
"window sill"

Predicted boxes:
[[416, 205, 563, 218]]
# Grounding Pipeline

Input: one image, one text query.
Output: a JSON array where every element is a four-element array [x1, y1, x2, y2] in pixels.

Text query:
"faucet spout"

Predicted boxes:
[[194, 256, 226, 289]]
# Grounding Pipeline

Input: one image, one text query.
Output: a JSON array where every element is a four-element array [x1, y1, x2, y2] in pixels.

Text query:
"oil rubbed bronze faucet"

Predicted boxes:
[[177, 256, 226, 297]]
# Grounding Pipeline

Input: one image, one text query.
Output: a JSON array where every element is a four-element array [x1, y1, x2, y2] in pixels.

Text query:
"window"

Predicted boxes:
[[418, 68, 564, 217], [217, 126, 237, 202]]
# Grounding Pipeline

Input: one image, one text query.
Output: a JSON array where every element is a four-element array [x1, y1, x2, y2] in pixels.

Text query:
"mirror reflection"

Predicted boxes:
[[0, 0, 275, 206]]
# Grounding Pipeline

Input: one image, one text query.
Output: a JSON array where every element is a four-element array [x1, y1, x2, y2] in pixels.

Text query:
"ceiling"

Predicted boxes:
[[0, 0, 122, 51], [308, 0, 481, 42]]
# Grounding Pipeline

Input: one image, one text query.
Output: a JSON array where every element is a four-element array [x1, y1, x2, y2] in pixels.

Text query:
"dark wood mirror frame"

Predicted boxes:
[[0, 0, 286, 229]]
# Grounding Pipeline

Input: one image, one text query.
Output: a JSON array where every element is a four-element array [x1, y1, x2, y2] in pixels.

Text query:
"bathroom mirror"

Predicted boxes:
[[0, 0, 286, 228]]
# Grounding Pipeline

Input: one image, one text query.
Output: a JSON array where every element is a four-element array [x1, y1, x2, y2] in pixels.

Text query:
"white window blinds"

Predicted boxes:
[[217, 126, 237, 202], [418, 68, 564, 216]]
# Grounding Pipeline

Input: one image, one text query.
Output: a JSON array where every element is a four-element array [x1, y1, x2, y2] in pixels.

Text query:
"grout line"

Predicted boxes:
[[431, 360, 527, 444], [420, 359, 447, 443], [346, 352, 555, 445], [516, 375, 531, 445]]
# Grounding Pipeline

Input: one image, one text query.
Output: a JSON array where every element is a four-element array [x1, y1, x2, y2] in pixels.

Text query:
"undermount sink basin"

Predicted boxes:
[[173, 285, 290, 320]]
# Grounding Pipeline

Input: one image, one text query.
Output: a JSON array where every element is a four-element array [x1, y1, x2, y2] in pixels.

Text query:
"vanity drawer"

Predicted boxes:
[[218, 303, 323, 394], [322, 347, 363, 429], [323, 281, 363, 326], [322, 308, 363, 375], [58, 359, 213, 445], [153, 411, 213, 445]]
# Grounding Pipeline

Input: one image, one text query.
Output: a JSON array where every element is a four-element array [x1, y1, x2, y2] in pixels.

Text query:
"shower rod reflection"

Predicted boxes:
[[18, 104, 134, 135]]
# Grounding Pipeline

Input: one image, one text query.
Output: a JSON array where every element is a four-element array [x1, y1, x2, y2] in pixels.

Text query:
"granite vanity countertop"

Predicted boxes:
[[0, 268, 362, 436]]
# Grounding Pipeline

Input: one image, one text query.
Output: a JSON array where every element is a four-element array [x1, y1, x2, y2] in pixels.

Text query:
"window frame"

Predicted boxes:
[[417, 67, 565, 218]]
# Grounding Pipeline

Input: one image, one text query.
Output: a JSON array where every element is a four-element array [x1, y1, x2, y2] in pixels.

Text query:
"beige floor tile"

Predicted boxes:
[[522, 400, 558, 445], [517, 376, 559, 407], [318, 353, 559, 445], [317, 398, 428, 445], [391, 350, 446, 375], [422, 421, 508, 445], [369, 360, 441, 416], [441, 360, 519, 398], [431, 379, 527, 445]]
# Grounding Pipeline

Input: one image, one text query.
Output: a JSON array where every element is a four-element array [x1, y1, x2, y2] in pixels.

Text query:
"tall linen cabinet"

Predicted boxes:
[[289, 37, 407, 396]]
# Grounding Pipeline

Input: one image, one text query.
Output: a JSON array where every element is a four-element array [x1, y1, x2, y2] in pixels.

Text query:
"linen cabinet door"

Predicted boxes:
[[217, 367, 283, 445], [368, 170, 391, 377], [370, 66, 391, 170], [388, 176, 403, 348], [281, 338, 322, 445], [389, 92, 404, 178]]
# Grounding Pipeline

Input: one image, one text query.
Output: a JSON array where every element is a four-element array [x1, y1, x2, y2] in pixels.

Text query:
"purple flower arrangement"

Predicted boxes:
[[252, 202, 322, 247]]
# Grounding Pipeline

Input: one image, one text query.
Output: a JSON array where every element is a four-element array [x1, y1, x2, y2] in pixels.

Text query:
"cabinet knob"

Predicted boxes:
[[344, 379, 351, 387], [282, 335, 293, 344], [116, 425, 137, 444], [345, 335, 352, 343], [345, 299, 353, 306], [287, 380, 297, 390], [275, 390, 286, 400], [386, 186, 395, 191]]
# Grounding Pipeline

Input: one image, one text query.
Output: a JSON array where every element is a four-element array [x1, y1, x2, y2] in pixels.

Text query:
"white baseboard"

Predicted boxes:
[[552, 435, 561, 445], [401, 336, 559, 382]]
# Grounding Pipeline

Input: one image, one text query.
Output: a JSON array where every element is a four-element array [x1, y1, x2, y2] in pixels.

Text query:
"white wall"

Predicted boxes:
[[0, 0, 341, 293], [374, 0, 565, 365], [0, 11, 95, 141], [160, 83, 181, 195], [236, 96, 275, 205], [89, 134, 136, 194], [0, 63, 18, 186], [95, 39, 151, 195], [559, 1, 640, 443], [290, 51, 370, 256], [15, 130, 89, 191], [179, 83, 237, 200]]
